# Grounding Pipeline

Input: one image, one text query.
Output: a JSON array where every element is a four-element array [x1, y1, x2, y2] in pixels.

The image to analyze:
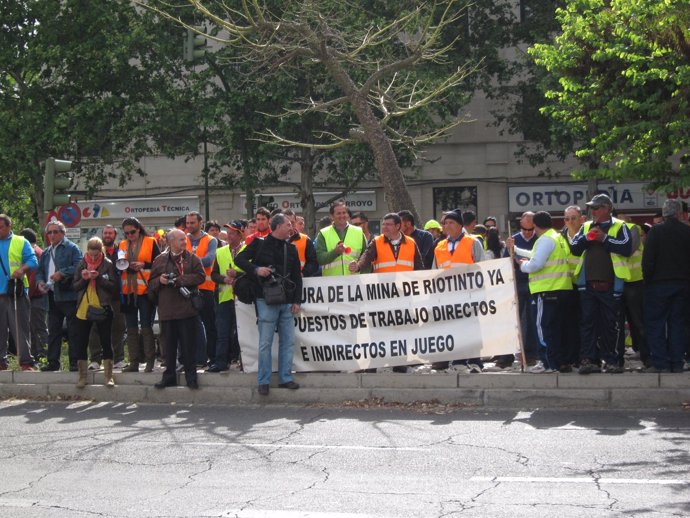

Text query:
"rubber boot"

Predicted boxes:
[[103, 359, 115, 387], [122, 328, 140, 372], [142, 327, 156, 373], [76, 360, 88, 389]]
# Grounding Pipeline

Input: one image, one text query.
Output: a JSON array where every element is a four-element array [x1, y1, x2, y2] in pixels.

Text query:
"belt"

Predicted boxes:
[[587, 280, 613, 292]]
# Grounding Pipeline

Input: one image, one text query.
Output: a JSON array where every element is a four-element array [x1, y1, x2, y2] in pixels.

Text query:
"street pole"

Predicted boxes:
[[203, 127, 209, 221]]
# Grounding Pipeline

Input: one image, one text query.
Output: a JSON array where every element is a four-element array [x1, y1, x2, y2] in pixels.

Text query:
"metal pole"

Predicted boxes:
[[203, 128, 209, 221]]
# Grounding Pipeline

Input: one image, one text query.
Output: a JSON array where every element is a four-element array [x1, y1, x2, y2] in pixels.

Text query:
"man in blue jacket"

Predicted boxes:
[[36, 220, 83, 371]]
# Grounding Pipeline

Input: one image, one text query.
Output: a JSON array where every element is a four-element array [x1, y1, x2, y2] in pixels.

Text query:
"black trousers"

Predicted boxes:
[[73, 313, 113, 361], [162, 316, 197, 384], [46, 293, 77, 368]]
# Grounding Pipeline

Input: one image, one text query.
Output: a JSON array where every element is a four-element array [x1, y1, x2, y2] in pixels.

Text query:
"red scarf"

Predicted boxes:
[[84, 252, 104, 289]]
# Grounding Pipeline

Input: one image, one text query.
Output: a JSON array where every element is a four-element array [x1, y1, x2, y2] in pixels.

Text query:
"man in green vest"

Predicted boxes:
[[510, 211, 573, 373], [316, 200, 368, 276], [569, 194, 633, 374], [208, 220, 245, 372], [0, 214, 38, 371]]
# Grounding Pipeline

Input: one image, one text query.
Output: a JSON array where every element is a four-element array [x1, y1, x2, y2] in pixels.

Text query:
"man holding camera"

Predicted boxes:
[[0, 215, 37, 371], [37, 220, 83, 371], [149, 229, 205, 389], [235, 213, 303, 396]]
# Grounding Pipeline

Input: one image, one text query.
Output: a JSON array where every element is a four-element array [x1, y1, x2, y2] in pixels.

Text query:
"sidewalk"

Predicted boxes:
[[1, 369, 688, 409]]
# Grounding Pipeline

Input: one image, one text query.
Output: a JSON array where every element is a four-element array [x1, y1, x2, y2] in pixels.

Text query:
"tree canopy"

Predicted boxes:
[[529, 0, 690, 189]]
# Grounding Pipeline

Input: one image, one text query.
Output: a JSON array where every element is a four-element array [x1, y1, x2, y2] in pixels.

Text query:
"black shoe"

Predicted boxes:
[[206, 364, 228, 373], [154, 379, 177, 389], [642, 365, 671, 373], [604, 364, 624, 374], [578, 359, 601, 374], [187, 379, 199, 389], [69, 364, 78, 372], [258, 384, 269, 395], [558, 364, 573, 373], [278, 381, 300, 390], [40, 363, 60, 372]]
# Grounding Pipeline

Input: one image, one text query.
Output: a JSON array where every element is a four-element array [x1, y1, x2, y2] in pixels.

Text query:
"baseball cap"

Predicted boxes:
[[585, 193, 613, 209], [424, 219, 442, 231], [224, 220, 245, 233]]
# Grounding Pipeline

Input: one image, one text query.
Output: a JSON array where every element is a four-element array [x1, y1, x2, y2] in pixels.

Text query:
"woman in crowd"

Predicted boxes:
[[119, 217, 161, 372], [72, 237, 117, 387], [484, 227, 506, 260]]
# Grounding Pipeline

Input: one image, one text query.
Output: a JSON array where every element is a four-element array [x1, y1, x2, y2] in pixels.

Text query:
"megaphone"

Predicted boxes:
[[116, 249, 129, 271]]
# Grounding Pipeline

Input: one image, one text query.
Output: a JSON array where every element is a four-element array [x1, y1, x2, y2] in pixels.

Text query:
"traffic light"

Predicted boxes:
[[43, 158, 73, 211], [184, 28, 206, 63]]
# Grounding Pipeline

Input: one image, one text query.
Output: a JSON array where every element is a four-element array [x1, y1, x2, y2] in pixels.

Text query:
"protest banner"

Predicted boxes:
[[237, 257, 520, 372]]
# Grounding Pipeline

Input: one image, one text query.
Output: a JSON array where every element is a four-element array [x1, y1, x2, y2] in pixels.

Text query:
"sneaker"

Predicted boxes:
[[529, 361, 551, 373], [88, 362, 101, 371], [578, 359, 602, 375], [604, 364, 624, 374], [113, 361, 126, 370], [467, 363, 483, 374], [447, 363, 470, 374]]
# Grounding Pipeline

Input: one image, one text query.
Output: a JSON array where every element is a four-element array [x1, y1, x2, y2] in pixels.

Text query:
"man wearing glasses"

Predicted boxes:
[[569, 193, 632, 374], [36, 220, 83, 371], [500, 212, 539, 369]]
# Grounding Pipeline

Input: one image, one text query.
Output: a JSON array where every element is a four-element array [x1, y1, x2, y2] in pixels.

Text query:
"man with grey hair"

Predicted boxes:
[[235, 213, 303, 396], [37, 219, 83, 371], [641, 199, 690, 372]]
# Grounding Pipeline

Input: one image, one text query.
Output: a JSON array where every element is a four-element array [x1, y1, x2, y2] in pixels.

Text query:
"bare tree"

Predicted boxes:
[[141, 0, 478, 222]]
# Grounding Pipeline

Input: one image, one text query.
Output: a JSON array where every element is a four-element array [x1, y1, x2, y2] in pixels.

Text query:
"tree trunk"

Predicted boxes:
[[299, 148, 317, 237], [319, 46, 421, 223]]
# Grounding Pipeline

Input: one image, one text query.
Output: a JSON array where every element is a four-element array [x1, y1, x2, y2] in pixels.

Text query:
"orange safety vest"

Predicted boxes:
[[434, 235, 475, 269], [292, 233, 309, 271], [372, 235, 417, 272], [187, 234, 216, 291], [119, 236, 156, 295]]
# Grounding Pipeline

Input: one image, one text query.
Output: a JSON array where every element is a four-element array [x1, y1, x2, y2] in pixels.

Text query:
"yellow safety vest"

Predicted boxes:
[[215, 244, 245, 304], [528, 229, 573, 294], [574, 219, 631, 282], [320, 225, 364, 276], [625, 223, 643, 283], [8, 235, 29, 289]]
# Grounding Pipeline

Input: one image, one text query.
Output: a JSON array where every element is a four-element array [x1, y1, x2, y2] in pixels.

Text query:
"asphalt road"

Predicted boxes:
[[0, 401, 688, 517]]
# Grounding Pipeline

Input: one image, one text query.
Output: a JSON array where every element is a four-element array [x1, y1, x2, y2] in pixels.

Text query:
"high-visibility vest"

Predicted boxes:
[[320, 225, 364, 276], [292, 233, 309, 270], [528, 229, 573, 294], [625, 222, 644, 282], [215, 244, 245, 304], [473, 234, 487, 250], [562, 229, 580, 281], [434, 235, 475, 269], [372, 235, 416, 272], [119, 236, 155, 295], [8, 235, 29, 289], [574, 218, 631, 282], [187, 234, 215, 291]]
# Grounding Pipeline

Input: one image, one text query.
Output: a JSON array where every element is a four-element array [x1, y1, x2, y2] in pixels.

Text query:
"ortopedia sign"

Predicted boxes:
[[508, 183, 664, 213], [241, 191, 377, 214], [52, 197, 199, 223], [237, 258, 519, 372]]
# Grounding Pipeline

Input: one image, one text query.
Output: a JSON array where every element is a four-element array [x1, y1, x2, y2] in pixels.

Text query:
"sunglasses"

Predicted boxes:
[[124, 229, 138, 236]]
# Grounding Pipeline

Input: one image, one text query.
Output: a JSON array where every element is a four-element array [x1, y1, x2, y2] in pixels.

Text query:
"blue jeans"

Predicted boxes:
[[255, 299, 295, 385], [644, 281, 689, 371]]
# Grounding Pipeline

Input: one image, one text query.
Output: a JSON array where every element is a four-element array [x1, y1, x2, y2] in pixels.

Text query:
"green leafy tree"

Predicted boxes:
[[529, 0, 690, 189]]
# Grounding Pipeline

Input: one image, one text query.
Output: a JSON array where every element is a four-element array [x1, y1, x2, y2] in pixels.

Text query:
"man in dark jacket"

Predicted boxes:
[[149, 229, 205, 389], [235, 213, 303, 396], [642, 199, 690, 372]]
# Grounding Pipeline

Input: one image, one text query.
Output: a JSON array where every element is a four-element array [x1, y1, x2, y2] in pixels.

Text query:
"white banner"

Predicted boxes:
[[236, 258, 520, 372]]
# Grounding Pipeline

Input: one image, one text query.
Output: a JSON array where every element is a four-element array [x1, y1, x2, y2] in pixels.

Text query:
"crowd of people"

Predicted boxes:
[[1, 192, 689, 394]]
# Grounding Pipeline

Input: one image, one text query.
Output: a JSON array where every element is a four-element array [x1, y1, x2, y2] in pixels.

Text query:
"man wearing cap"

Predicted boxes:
[[208, 220, 246, 372], [569, 193, 633, 374], [431, 209, 485, 372], [641, 199, 690, 372], [424, 219, 443, 241]]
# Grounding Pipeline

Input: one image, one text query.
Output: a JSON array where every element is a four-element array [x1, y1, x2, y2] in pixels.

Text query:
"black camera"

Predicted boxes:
[[166, 272, 177, 286]]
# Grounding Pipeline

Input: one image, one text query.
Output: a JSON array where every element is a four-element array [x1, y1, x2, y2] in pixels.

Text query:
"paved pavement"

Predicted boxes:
[[0, 401, 688, 517]]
